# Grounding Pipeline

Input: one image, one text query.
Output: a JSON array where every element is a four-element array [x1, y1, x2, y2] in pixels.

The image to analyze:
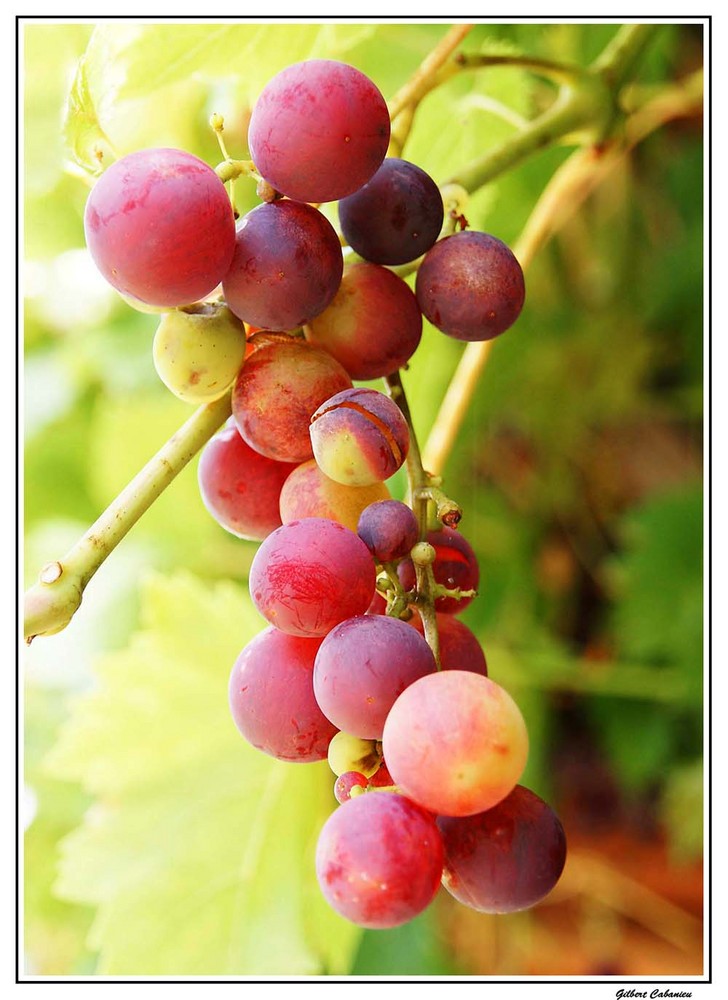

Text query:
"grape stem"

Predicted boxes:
[[23, 394, 232, 642]]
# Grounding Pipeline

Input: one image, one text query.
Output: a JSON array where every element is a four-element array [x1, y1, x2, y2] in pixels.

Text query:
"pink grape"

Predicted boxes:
[[249, 518, 376, 636], [279, 460, 390, 532], [228, 627, 337, 763], [248, 60, 390, 203], [438, 785, 567, 912], [315, 791, 444, 928], [382, 671, 529, 817], [84, 148, 235, 307]]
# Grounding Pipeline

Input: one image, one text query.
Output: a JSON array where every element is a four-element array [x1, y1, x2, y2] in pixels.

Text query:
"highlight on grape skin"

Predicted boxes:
[[437, 785, 567, 912], [338, 157, 444, 265], [84, 147, 236, 308], [398, 526, 479, 614], [248, 517, 376, 637], [310, 387, 410, 487], [357, 498, 419, 563], [304, 263, 423, 380], [152, 303, 247, 404], [315, 791, 444, 929], [222, 200, 344, 331], [415, 231, 526, 342], [228, 627, 337, 763], [313, 614, 437, 739], [197, 420, 297, 541], [279, 459, 390, 532], [382, 671, 529, 817], [248, 59, 391, 204], [408, 611, 488, 675], [232, 338, 352, 464]]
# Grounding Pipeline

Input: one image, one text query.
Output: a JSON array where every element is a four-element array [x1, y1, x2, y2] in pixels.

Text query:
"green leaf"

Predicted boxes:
[[63, 52, 116, 176], [47, 573, 361, 976]]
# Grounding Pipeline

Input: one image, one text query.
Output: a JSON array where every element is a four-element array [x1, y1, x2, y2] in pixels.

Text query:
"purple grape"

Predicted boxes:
[[248, 60, 390, 204], [437, 785, 567, 912], [398, 527, 479, 614], [338, 158, 444, 265], [249, 518, 376, 637], [222, 200, 343, 331], [415, 231, 525, 341], [357, 499, 419, 563], [84, 148, 236, 308], [315, 791, 444, 928], [228, 627, 337, 763], [313, 614, 436, 739]]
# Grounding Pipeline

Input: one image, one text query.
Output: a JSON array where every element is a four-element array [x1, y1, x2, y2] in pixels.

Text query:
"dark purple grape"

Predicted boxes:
[[315, 791, 444, 928], [228, 627, 337, 763], [249, 518, 376, 637], [357, 499, 419, 563], [437, 785, 567, 912], [408, 611, 488, 675], [248, 60, 390, 204], [398, 527, 479, 614], [338, 157, 444, 265], [415, 231, 525, 341], [313, 614, 436, 739], [84, 148, 235, 307], [222, 200, 343, 331], [198, 420, 296, 540], [334, 771, 368, 804]]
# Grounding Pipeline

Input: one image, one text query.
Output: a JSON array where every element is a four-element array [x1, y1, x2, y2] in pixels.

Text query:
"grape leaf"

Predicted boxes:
[[46, 573, 361, 976]]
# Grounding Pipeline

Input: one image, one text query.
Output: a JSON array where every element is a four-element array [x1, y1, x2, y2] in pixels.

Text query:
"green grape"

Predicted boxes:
[[152, 302, 247, 404], [327, 731, 381, 778]]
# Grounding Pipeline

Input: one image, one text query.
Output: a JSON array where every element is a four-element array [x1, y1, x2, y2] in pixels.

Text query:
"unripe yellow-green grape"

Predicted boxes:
[[153, 302, 247, 403], [327, 731, 381, 778]]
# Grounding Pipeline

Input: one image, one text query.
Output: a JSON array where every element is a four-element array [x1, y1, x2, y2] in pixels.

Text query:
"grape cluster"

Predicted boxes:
[[82, 58, 564, 930]]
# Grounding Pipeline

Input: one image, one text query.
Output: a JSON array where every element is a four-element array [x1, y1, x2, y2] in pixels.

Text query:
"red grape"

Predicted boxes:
[[249, 518, 376, 637], [338, 157, 444, 265], [437, 785, 567, 912], [84, 148, 235, 307], [197, 420, 296, 540], [313, 614, 436, 739], [248, 60, 390, 203], [315, 791, 444, 928], [222, 200, 343, 331], [228, 627, 336, 763], [382, 671, 529, 817], [408, 611, 488, 675], [279, 460, 389, 532], [334, 771, 368, 803], [415, 231, 525, 342], [398, 527, 479, 613]]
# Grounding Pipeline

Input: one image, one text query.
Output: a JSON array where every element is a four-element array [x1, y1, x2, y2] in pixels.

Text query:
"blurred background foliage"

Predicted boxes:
[[23, 21, 704, 978]]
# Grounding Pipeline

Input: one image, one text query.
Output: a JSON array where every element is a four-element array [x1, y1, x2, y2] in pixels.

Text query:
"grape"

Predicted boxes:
[[415, 231, 525, 342], [334, 771, 368, 804], [232, 338, 352, 463], [314, 615, 436, 739], [84, 148, 235, 307], [197, 420, 297, 540], [222, 200, 344, 331], [437, 785, 567, 912], [368, 760, 395, 788], [279, 460, 390, 532], [382, 671, 529, 817], [304, 263, 422, 380], [152, 303, 246, 404], [408, 611, 488, 675], [228, 627, 337, 763], [315, 791, 444, 928], [310, 387, 410, 487], [357, 499, 419, 563], [248, 60, 390, 204], [327, 731, 382, 778], [338, 158, 444, 265], [398, 527, 479, 613], [249, 517, 376, 636]]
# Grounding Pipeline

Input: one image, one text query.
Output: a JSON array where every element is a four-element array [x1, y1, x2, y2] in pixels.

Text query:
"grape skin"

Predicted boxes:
[[338, 158, 444, 265], [382, 671, 529, 817], [197, 421, 297, 541], [437, 785, 567, 912], [84, 148, 235, 308], [222, 200, 344, 331], [357, 499, 419, 563], [408, 611, 488, 675], [334, 771, 368, 804], [248, 60, 391, 204], [249, 518, 376, 637], [279, 460, 390, 533], [415, 231, 525, 342], [228, 627, 337, 763], [315, 791, 444, 928]]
